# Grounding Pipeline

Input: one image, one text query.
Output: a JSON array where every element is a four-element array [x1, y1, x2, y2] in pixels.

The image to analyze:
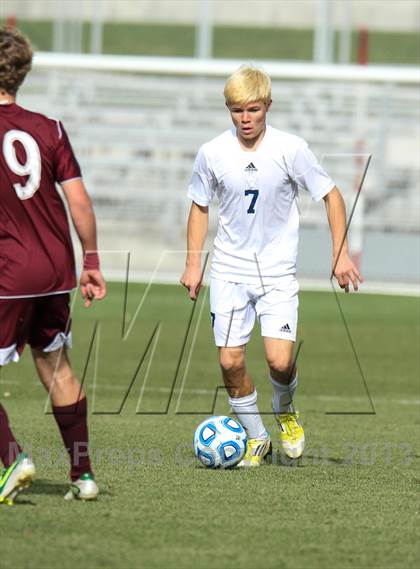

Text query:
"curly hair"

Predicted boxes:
[[0, 26, 33, 95]]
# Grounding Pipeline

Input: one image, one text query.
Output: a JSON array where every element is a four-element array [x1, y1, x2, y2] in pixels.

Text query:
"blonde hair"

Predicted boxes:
[[0, 26, 33, 95], [224, 65, 271, 106]]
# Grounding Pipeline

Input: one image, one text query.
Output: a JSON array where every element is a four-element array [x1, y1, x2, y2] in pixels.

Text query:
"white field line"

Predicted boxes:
[[1, 379, 419, 405]]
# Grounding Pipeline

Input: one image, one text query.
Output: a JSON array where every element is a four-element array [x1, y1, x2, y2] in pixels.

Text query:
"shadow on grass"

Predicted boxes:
[[29, 478, 68, 496], [3, 479, 67, 507], [10, 499, 37, 507], [29, 479, 112, 498], [269, 452, 305, 468], [269, 452, 349, 467], [191, 451, 350, 470]]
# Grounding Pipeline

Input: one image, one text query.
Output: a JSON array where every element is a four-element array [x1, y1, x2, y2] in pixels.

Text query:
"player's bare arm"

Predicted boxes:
[[61, 178, 107, 306], [180, 201, 209, 300], [323, 186, 363, 292]]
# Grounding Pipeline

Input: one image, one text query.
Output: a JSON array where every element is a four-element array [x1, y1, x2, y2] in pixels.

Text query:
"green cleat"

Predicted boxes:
[[0, 453, 36, 505]]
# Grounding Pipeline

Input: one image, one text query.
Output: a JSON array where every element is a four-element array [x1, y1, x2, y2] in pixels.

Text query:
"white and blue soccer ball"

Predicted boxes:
[[193, 415, 248, 469]]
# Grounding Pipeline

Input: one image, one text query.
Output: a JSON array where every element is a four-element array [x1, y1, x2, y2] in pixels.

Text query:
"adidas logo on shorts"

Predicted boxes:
[[245, 162, 258, 172], [280, 323, 291, 333]]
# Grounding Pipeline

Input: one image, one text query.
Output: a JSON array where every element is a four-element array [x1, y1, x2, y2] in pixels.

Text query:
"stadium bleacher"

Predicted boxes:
[[18, 61, 419, 283]]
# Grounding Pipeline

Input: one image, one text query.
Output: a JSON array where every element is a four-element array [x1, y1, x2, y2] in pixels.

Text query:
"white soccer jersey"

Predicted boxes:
[[187, 125, 335, 284]]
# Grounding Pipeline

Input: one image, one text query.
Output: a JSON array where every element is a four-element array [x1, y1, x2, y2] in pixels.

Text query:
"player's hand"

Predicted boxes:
[[180, 266, 202, 300], [80, 269, 107, 307], [333, 252, 364, 293]]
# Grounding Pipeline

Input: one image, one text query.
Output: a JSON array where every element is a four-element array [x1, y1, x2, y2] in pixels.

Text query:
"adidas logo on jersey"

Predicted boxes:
[[245, 162, 258, 172], [280, 323, 291, 333]]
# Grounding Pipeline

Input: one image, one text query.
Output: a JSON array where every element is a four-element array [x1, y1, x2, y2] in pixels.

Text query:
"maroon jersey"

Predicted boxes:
[[0, 103, 80, 297]]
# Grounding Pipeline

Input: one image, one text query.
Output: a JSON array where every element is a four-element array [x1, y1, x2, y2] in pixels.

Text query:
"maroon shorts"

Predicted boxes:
[[0, 293, 71, 366]]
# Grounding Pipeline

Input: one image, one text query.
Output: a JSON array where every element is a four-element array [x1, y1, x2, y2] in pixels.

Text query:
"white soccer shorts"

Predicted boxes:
[[210, 277, 299, 347]]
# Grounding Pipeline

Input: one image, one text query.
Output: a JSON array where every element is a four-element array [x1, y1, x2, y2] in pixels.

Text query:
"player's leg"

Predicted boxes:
[[264, 337, 297, 412], [0, 399, 22, 468], [264, 339, 304, 459], [31, 346, 98, 499], [219, 346, 267, 439], [211, 279, 271, 466], [29, 294, 97, 499], [0, 299, 29, 467], [32, 345, 83, 405], [218, 345, 253, 399], [258, 279, 304, 458], [0, 300, 36, 504], [218, 346, 271, 467]]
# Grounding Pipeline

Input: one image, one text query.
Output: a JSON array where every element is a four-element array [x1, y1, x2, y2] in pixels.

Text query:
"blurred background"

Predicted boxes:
[[1, 0, 419, 291]]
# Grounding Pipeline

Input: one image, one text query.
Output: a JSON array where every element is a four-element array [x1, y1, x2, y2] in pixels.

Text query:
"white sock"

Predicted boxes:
[[270, 373, 298, 414], [228, 390, 268, 440]]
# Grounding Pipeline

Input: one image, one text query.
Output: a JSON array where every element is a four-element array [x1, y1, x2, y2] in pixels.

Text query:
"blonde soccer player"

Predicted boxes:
[[181, 65, 362, 466]]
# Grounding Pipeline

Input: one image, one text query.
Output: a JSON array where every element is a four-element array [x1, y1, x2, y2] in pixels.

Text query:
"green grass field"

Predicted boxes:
[[1, 19, 419, 65], [1, 283, 419, 568]]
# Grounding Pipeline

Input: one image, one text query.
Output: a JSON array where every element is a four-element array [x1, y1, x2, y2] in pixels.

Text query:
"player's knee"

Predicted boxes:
[[219, 351, 245, 377], [266, 356, 293, 378], [43, 367, 76, 391]]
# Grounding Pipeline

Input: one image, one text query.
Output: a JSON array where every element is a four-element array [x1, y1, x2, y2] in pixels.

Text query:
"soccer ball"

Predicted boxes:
[[193, 415, 247, 469]]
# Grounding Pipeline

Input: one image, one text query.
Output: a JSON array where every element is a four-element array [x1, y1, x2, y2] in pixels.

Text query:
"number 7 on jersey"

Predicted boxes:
[[244, 189, 259, 214]]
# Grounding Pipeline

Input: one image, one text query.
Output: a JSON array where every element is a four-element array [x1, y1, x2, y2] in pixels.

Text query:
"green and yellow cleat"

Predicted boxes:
[[0, 452, 36, 505], [275, 412, 305, 459], [237, 436, 272, 467], [64, 472, 99, 501]]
